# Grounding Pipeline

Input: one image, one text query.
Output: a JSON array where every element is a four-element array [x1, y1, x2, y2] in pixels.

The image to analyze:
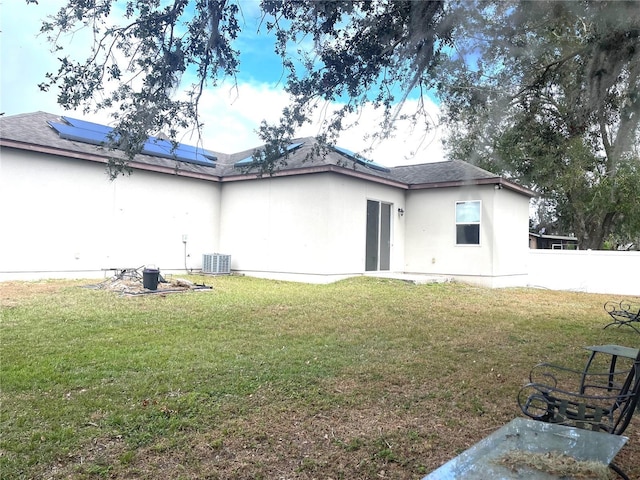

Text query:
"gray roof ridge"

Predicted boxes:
[[1, 112, 536, 196], [392, 158, 496, 175]]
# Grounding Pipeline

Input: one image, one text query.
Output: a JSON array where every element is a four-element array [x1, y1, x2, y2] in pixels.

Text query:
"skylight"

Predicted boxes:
[[48, 116, 217, 167]]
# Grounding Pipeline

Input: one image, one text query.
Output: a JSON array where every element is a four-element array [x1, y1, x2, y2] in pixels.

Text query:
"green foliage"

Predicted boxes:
[[31, 0, 448, 174], [36, 0, 241, 174], [258, 0, 448, 152], [439, 0, 640, 249]]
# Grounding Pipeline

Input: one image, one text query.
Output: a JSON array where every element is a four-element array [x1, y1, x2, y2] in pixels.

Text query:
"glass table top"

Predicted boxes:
[[422, 417, 628, 479], [584, 344, 639, 359]]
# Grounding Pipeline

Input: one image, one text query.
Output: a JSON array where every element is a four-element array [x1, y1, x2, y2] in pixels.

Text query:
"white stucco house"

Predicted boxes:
[[0, 111, 535, 287]]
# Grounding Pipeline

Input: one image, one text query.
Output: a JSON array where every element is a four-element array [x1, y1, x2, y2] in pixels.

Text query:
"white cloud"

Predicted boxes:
[[321, 99, 445, 167], [1, 2, 445, 167], [0, 1, 115, 125], [193, 82, 445, 166], [188, 81, 291, 152]]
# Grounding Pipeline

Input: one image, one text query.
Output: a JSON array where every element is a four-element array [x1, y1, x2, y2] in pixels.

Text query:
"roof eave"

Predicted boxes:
[[530, 233, 578, 241], [1, 136, 536, 195], [408, 177, 536, 197], [222, 163, 408, 188], [0, 139, 222, 182]]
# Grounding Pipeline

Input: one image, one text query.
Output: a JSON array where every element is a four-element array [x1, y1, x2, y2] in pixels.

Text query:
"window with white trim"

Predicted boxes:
[[455, 201, 481, 245]]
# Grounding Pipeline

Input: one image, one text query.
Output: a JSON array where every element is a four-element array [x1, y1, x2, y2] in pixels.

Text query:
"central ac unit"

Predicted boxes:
[[202, 253, 231, 274]]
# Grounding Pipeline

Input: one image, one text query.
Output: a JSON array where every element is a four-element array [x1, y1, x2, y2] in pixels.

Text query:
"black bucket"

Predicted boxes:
[[143, 268, 160, 290]]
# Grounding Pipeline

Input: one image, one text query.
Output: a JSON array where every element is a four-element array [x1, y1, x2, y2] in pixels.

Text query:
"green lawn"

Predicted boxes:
[[1, 276, 638, 479]]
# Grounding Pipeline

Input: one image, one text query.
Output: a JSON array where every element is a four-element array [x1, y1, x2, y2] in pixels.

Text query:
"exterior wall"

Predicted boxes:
[[1, 146, 535, 287], [0, 148, 220, 281], [218, 172, 405, 278], [489, 187, 532, 286], [2, 143, 635, 296], [528, 250, 640, 296], [403, 185, 530, 287]]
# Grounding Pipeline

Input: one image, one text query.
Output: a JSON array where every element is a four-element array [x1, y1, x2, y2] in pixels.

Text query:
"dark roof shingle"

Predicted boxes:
[[389, 160, 499, 185], [0, 112, 533, 196]]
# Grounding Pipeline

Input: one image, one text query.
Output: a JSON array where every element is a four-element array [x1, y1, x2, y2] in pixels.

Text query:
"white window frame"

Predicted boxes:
[[455, 200, 481, 246]]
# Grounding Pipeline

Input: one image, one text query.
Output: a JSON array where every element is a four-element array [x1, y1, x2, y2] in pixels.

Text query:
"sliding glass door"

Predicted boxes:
[[366, 200, 391, 271]]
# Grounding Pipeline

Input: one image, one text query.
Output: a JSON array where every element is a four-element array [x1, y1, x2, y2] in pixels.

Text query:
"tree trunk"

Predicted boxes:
[[576, 211, 617, 250]]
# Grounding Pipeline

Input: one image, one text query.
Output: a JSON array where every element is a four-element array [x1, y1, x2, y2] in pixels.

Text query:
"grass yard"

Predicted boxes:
[[1, 276, 639, 479]]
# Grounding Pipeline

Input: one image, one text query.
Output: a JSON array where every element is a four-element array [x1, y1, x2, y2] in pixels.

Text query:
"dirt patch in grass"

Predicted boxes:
[[0, 280, 82, 307], [39, 436, 128, 479], [85, 275, 212, 296], [30, 367, 534, 480], [45, 410, 640, 479], [42, 398, 494, 479]]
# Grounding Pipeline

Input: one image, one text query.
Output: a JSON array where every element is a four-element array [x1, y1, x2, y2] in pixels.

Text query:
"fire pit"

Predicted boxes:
[[87, 267, 212, 296]]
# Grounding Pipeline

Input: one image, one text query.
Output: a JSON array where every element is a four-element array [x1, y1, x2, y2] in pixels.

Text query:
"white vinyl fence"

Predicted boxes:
[[528, 250, 640, 296]]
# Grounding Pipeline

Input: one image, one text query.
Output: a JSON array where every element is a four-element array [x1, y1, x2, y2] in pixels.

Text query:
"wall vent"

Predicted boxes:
[[202, 254, 231, 274]]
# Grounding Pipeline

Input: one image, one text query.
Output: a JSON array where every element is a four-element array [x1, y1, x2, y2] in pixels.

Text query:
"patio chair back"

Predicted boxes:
[[518, 348, 640, 435]]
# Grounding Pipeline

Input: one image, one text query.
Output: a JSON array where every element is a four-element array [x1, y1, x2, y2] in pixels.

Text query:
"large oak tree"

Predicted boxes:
[[438, 0, 640, 249]]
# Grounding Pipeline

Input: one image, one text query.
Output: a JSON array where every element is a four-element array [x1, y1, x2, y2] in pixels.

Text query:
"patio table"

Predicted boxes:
[[422, 417, 628, 479], [581, 344, 640, 393]]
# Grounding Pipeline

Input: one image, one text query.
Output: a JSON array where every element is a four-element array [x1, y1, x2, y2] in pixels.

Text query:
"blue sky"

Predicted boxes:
[[0, 1, 444, 166]]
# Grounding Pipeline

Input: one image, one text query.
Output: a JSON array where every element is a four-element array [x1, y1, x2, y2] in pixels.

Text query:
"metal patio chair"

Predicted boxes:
[[604, 300, 640, 335], [517, 347, 640, 480]]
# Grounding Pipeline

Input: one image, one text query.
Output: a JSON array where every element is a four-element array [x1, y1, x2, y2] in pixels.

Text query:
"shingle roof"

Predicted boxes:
[[0, 112, 534, 196], [218, 137, 397, 180], [0, 111, 225, 178], [389, 160, 500, 185]]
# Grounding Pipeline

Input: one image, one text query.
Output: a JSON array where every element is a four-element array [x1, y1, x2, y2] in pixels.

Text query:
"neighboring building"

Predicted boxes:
[[529, 233, 579, 250], [0, 112, 535, 287]]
